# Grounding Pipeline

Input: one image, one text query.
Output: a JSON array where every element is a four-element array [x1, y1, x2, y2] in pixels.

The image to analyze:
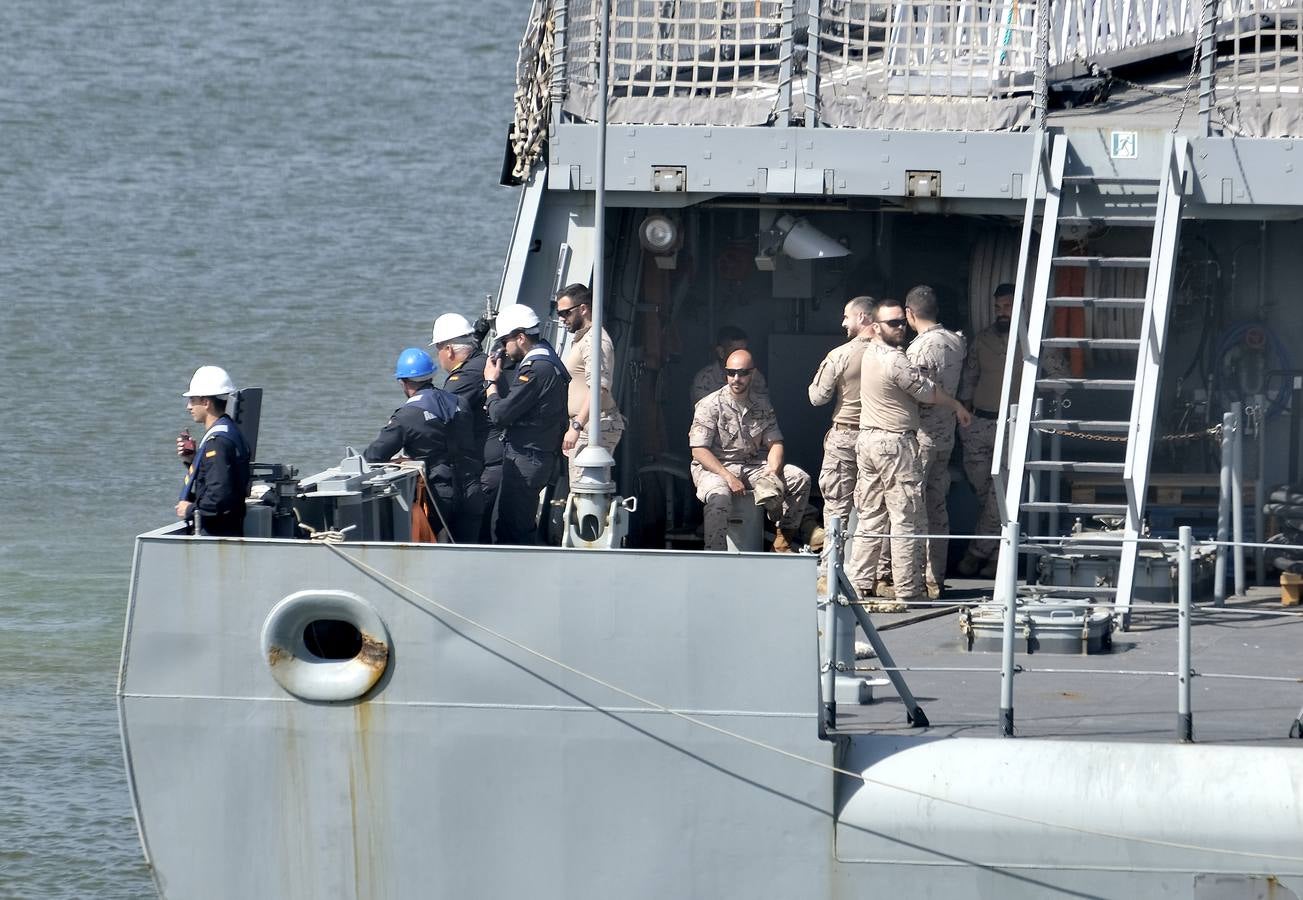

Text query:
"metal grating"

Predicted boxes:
[[1214, 2, 1303, 137], [561, 0, 790, 126]]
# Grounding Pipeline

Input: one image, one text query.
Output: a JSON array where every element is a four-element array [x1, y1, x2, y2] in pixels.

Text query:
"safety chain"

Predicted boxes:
[[1032, 423, 1223, 443]]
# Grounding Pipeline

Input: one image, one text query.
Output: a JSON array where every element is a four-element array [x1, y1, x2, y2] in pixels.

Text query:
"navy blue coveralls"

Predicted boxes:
[[485, 341, 570, 545], [364, 384, 477, 541], [179, 416, 251, 537], [441, 347, 502, 543]]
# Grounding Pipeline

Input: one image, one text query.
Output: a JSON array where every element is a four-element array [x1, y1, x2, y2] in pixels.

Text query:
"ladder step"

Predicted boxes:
[[1040, 338, 1141, 351], [1058, 215, 1157, 228], [1024, 461, 1125, 473], [1022, 502, 1128, 515], [1051, 256, 1151, 269], [1061, 175, 1161, 186], [1037, 378, 1136, 391], [1031, 419, 1130, 433], [1045, 296, 1147, 309]]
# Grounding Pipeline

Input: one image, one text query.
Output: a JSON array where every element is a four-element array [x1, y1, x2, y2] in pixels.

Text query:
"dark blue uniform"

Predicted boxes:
[[364, 384, 476, 541], [179, 416, 251, 537], [485, 341, 570, 545], [441, 347, 502, 543]]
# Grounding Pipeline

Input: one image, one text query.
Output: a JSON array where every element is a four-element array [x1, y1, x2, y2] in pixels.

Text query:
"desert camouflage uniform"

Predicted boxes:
[[909, 324, 967, 588], [847, 340, 937, 600], [808, 336, 870, 575], [562, 324, 625, 487], [690, 361, 769, 406], [688, 387, 811, 551], [958, 325, 1067, 559]]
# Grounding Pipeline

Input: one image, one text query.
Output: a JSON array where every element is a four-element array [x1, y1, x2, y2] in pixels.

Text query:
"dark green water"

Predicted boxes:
[[0, 2, 520, 894]]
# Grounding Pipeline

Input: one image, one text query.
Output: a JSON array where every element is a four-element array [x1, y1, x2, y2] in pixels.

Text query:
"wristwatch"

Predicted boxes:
[[570, 418, 583, 431]]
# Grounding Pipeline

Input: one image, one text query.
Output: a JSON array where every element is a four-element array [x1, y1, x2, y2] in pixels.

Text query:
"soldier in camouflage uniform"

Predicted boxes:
[[808, 296, 873, 577], [690, 325, 769, 405], [957, 283, 1067, 576], [848, 300, 971, 603], [904, 286, 967, 596], [689, 349, 811, 551]]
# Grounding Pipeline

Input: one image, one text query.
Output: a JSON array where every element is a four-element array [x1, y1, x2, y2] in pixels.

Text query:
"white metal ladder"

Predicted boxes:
[[991, 131, 1191, 629]]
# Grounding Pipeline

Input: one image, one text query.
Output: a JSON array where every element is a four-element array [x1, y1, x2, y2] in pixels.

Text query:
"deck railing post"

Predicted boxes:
[[821, 516, 841, 733], [1232, 402, 1246, 597], [999, 521, 1020, 736], [1177, 525, 1194, 742], [1214, 410, 1235, 606], [1254, 392, 1267, 585]]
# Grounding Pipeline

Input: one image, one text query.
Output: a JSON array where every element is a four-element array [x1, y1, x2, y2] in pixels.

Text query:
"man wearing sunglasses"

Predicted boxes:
[[847, 299, 972, 607], [689, 325, 769, 406], [556, 283, 626, 488], [689, 348, 813, 552]]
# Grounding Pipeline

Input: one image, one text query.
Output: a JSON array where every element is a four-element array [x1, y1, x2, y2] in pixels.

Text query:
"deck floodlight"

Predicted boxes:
[[639, 213, 682, 269], [774, 214, 850, 261]]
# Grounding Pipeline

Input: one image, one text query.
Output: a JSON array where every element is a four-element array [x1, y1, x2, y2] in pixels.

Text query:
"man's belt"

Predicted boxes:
[[973, 408, 1000, 420], [832, 422, 858, 431]]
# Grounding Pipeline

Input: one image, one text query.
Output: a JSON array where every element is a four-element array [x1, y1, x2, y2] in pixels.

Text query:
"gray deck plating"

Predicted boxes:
[[838, 580, 1303, 745]]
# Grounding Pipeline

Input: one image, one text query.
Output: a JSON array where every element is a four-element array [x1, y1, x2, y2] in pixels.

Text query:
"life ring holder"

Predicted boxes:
[[261, 590, 390, 702]]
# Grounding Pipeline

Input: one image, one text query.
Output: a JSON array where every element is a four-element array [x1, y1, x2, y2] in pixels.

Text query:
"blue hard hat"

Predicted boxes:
[[394, 347, 435, 380]]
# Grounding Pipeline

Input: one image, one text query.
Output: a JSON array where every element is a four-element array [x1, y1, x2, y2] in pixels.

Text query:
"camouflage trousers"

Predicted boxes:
[[816, 426, 859, 576], [693, 461, 811, 551], [871, 442, 951, 589], [960, 416, 1000, 559], [846, 430, 925, 600], [566, 412, 625, 488]]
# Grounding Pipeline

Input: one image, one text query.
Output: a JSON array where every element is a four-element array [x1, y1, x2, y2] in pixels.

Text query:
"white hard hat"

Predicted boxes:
[[494, 304, 541, 336], [183, 365, 238, 398], [429, 312, 474, 347]]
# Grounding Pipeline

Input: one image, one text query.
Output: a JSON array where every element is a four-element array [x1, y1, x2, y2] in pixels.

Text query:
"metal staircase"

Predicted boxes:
[[991, 132, 1191, 629]]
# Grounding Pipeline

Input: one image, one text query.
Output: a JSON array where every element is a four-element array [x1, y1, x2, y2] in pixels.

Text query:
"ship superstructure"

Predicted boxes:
[[120, 3, 1303, 897]]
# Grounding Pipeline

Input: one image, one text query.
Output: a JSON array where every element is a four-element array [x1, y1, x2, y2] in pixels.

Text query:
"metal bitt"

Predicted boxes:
[[1213, 409, 1235, 606], [1231, 402, 1246, 597], [998, 522, 1021, 737], [1177, 526, 1194, 742]]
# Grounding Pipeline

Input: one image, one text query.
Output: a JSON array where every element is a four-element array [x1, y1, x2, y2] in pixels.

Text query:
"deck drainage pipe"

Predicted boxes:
[[1214, 410, 1235, 606], [999, 521, 1020, 737], [1178, 525, 1194, 742]]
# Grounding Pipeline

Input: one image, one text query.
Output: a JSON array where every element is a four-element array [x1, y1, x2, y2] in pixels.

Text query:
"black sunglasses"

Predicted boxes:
[[723, 367, 754, 377], [876, 317, 908, 329], [555, 305, 582, 318]]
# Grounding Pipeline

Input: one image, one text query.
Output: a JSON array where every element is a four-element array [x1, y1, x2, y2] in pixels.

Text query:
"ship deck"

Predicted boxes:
[[835, 581, 1303, 746]]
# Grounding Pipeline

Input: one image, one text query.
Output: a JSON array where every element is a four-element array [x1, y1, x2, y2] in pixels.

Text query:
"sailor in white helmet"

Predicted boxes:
[[481, 304, 571, 544], [429, 312, 494, 541], [175, 366, 251, 537]]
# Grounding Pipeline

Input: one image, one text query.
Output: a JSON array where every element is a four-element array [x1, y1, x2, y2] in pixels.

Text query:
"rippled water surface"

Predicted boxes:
[[0, 2, 520, 894]]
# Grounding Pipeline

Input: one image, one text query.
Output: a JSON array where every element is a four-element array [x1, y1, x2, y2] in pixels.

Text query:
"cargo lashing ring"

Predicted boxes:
[[261, 590, 390, 701]]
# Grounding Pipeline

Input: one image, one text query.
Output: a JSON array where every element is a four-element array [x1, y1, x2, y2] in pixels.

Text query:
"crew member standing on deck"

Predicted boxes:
[[364, 348, 475, 542], [556, 283, 625, 487], [807, 296, 873, 583], [175, 365, 251, 537], [904, 285, 967, 598], [483, 303, 571, 545], [957, 282, 1067, 576], [431, 312, 495, 542], [847, 300, 970, 606]]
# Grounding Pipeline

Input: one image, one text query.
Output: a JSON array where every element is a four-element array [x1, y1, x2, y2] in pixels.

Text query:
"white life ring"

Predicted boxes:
[[260, 590, 390, 702]]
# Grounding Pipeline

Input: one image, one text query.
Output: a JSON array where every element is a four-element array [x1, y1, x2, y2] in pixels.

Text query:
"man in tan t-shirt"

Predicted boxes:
[[847, 299, 971, 604], [808, 296, 872, 579], [557, 283, 625, 488]]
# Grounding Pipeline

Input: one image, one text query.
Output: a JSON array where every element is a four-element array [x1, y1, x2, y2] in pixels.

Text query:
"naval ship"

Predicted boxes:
[[120, 1, 1303, 897]]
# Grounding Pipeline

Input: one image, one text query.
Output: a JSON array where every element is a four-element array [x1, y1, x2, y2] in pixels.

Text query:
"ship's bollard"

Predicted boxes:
[[1177, 526, 1194, 742], [1214, 410, 1234, 607], [998, 521, 1020, 737]]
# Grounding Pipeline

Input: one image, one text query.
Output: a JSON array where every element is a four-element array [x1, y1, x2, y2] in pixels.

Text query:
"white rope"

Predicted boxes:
[[321, 541, 1303, 865]]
